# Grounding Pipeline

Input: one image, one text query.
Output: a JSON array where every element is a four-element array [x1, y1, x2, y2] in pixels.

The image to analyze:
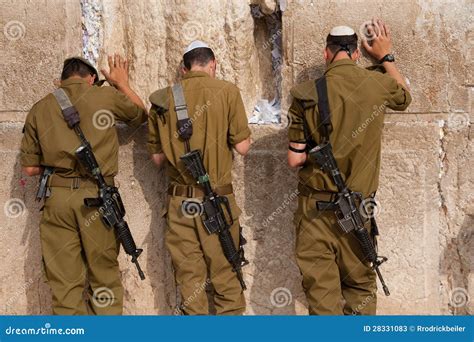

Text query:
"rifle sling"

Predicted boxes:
[[172, 83, 192, 152]]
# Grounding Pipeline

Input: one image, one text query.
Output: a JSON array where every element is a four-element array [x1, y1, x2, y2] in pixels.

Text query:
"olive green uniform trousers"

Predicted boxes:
[[165, 193, 246, 315], [294, 195, 377, 315], [40, 186, 123, 315]]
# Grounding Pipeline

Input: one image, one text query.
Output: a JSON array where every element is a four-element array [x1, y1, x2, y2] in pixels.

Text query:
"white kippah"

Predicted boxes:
[[183, 40, 210, 55], [329, 26, 355, 36]]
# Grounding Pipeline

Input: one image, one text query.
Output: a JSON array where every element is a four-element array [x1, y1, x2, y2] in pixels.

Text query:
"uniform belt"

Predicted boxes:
[[168, 184, 233, 198], [49, 175, 115, 189], [297, 183, 337, 202]]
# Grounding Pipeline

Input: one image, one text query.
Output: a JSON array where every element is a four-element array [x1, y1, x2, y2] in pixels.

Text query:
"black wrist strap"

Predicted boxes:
[[379, 54, 394, 64], [289, 145, 306, 153]]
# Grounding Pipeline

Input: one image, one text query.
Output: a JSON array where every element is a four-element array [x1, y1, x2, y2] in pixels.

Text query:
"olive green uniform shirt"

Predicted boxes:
[[21, 78, 147, 177], [289, 59, 412, 197], [148, 71, 251, 186]]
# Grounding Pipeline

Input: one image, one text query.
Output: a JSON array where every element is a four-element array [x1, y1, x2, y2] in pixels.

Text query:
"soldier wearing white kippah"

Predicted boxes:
[[147, 40, 251, 315], [287, 19, 411, 315]]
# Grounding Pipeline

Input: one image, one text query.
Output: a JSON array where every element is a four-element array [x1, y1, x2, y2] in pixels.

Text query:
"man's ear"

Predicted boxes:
[[323, 47, 329, 61], [352, 48, 361, 61], [210, 59, 217, 77], [88, 74, 96, 85]]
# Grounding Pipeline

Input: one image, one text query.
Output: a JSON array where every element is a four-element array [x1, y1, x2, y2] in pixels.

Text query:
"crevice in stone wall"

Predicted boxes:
[[80, 0, 103, 67], [249, 2, 284, 124]]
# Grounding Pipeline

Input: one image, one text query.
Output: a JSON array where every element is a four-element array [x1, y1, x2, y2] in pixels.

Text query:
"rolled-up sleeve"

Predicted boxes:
[[288, 97, 306, 143], [381, 75, 412, 111], [20, 109, 42, 166], [228, 87, 251, 145], [147, 106, 163, 154], [108, 87, 147, 128]]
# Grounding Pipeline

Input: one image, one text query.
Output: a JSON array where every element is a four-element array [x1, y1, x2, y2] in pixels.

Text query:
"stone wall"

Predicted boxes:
[[0, 0, 471, 315]]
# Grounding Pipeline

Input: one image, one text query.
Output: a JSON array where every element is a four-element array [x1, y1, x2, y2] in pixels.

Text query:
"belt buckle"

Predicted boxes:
[[186, 186, 193, 198], [72, 178, 80, 189]]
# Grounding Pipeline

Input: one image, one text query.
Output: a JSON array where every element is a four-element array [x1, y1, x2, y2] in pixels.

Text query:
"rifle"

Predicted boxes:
[[309, 142, 390, 296], [180, 149, 248, 290], [75, 142, 145, 281], [53, 88, 145, 280]]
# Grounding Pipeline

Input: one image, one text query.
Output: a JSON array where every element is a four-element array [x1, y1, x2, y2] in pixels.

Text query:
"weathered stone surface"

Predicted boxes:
[[99, 0, 263, 115], [0, 0, 81, 114], [281, 0, 472, 113], [0, 0, 471, 315]]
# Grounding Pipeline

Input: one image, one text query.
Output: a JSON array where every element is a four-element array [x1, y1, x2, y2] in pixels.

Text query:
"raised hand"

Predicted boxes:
[[101, 54, 130, 89], [362, 18, 393, 61]]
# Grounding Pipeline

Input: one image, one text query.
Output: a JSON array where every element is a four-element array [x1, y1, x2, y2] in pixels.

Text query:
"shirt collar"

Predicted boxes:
[[325, 59, 357, 74], [60, 78, 90, 87], [183, 71, 211, 80]]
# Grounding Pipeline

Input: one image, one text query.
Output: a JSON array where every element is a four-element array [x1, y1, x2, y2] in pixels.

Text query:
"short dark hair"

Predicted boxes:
[[326, 33, 358, 55], [183, 47, 215, 70], [61, 59, 96, 80], [326, 43, 358, 55]]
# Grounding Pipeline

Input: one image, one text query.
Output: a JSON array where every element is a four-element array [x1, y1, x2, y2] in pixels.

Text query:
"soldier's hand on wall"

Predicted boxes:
[[101, 53, 130, 89], [362, 18, 392, 61]]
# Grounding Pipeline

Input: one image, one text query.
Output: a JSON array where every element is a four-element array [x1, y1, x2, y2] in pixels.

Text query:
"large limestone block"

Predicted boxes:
[[238, 126, 307, 314], [282, 0, 472, 113], [99, 0, 262, 114], [0, 0, 82, 114], [376, 116, 442, 314]]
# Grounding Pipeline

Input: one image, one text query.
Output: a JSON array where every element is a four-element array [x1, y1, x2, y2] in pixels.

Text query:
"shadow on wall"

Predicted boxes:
[[243, 65, 326, 314], [10, 155, 52, 314], [244, 128, 302, 314], [440, 204, 473, 315], [120, 125, 176, 314]]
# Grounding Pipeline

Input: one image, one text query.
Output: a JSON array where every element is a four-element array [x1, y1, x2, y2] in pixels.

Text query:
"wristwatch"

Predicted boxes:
[[379, 54, 395, 64]]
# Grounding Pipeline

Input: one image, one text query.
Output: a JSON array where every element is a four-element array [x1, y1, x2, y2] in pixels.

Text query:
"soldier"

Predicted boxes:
[[20, 55, 147, 314], [287, 19, 412, 315], [148, 40, 251, 315]]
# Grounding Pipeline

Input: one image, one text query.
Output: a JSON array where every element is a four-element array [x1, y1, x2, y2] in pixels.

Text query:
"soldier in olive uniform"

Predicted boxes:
[[21, 55, 147, 315], [287, 20, 412, 315], [148, 41, 251, 315]]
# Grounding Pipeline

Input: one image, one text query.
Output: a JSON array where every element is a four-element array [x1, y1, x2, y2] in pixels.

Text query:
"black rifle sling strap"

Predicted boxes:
[[172, 83, 193, 152], [315, 76, 333, 143]]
